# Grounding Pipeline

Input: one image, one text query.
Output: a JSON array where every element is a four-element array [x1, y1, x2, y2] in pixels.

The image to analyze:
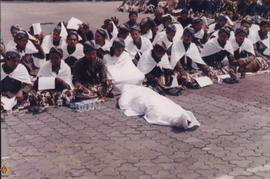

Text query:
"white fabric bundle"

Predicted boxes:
[[104, 51, 145, 90], [1, 63, 32, 84], [118, 84, 200, 129]]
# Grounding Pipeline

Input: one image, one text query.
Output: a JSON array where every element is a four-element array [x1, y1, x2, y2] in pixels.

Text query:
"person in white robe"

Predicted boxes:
[[118, 84, 200, 129], [37, 47, 72, 91], [103, 38, 145, 92], [191, 18, 209, 48], [62, 32, 84, 67], [6, 31, 45, 76], [152, 24, 176, 58], [140, 17, 154, 41], [171, 27, 214, 88], [117, 25, 132, 45], [41, 26, 66, 59], [137, 43, 180, 95], [126, 25, 153, 64], [102, 18, 119, 43], [94, 28, 112, 59], [1, 51, 32, 111]]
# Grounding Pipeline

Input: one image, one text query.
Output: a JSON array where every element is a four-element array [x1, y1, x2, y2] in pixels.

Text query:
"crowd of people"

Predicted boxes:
[[0, 1, 269, 128]]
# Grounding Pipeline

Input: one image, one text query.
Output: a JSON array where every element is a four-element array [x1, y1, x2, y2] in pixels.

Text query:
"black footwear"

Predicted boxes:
[[165, 88, 182, 96], [186, 81, 200, 89], [223, 78, 239, 84]]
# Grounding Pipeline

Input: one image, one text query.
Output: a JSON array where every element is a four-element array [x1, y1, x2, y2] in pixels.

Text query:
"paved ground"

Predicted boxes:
[[1, 2, 270, 179], [1, 73, 270, 179]]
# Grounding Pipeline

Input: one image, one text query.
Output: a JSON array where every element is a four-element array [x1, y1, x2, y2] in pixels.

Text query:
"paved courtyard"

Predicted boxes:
[[2, 72, 270, 179], [1, 2, 270, 179]]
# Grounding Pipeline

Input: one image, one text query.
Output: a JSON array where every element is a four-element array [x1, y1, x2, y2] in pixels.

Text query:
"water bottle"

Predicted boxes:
[[57, 99, 63, 107]]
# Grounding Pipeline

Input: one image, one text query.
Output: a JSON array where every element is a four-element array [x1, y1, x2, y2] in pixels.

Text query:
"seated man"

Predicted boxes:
[[126, 25, 153, 64], [137, 43, 177, 95], [72, 42, 112, 98], [94, 28, 112, 59], [1, 51, 32, 110], [201, 28, 238, 79], [171, 28, 214, 88], [6, 31, 45, 76], [37, 47, 72, 91], [62, 32, 84, 67], [124, 11, 139, 29], [230, 28, 258, 76], [191, 18, 209, 48]]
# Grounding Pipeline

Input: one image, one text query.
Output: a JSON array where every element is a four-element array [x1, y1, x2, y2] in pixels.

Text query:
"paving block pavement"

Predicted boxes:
[[1, 73, 270, 179]]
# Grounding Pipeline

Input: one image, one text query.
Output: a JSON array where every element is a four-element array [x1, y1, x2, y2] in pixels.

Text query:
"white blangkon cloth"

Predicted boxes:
[[126, 36, 153, 59], [103, 51, 145, 89], [137, 50, 172, 75], [37, 60, 73, 88], [1, 63, 32, 84], [201, 38, 234, 57], [171, 40, 206, 69], [230, 37, 255, 56], [62, 43, 84, 61], [118, 84, 200, 129], [41, 34, 66, 54]]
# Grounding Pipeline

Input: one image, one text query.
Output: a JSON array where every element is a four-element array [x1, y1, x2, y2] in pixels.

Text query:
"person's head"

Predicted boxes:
[[130, 25, 141, 42], [182, 27, 194, 44], [166, 24, 176, 41], [180, 9, 189, 19], [53, 26, 61, 42], [14, 31, 29, 49], [110, 38, 125, 57], [154, 7, 165, 20], [152, 43, 166, 61], [162, 14, 173, 28], [66, 32, 79, 47], [5, 51, 20, 70], [49, 47, 63, 66], [10, 24, 21, 38], [83, 41, 97, 60], [259, 20, 270, 34], [216, 15, 228, 27], [240, 19, 252, 29], [118, 25, 130, 39], [129, 11, 138, 23], [235, 28, 248, 45], [140, 17, 151, 34], [218, 28, 230, 45], [95, 28, 107, 45], [192, 18, 203, 31], [104, 19, 114, 33]]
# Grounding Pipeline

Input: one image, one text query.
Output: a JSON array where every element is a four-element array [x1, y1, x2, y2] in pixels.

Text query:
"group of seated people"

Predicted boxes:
[[0, 8, 269, 113]]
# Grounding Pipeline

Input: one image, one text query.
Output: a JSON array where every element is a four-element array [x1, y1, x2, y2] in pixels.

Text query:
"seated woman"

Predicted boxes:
[[6, 31, 45, 76], [94, 28, 112, 59], [1, 51, 32, 110], [171, 28, 214, 88], [72, 42, 113, 98], [126, 25, 153, 64], [137, 43, 177, 95], [201, 28, 238, 79], [103, 38, 145, 92], [62, 32, 84, 67]]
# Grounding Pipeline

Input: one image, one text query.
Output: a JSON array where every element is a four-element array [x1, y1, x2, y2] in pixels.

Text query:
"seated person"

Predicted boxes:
[[94, 28, 112, 59], [201, 28, 238, 78], [102, 18, 119, 43], [6, 31, 45, 76], [177, 9, 193, 28], [1, 51, 32, 110], [62, 32, 84, 67], [153, 24, 176, 58], [72, 42, 113, 98], [37, 47, 72, 91], [103, 38, 145, 92], [124, 11, 139, 29], [42, 26, 66, 60], [208, 15, 228, 38], [140, 17, 154, 41], [137, 43, 175, 95], [6, 24, 22, 49], [230, 28, 260, 75], [171, 28, 214, 88], [77, 23, 95, 44], [126, 25, 153, 64], [191, 18, 209, 48]]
